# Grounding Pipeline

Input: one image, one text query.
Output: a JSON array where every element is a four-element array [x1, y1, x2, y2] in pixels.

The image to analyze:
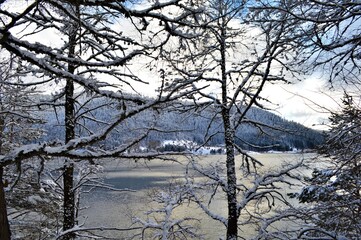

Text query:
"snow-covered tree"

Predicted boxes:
[[255, 0, 361, 84], [0, 50, 46, 239], [158, 0, 305, 239], [253, 1, 361, 238], [0, 0, 202, 238], [295, 93, 361, 239]]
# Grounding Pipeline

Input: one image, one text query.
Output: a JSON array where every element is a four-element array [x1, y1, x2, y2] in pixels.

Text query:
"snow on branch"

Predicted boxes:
[[132, 184, 202, 239]]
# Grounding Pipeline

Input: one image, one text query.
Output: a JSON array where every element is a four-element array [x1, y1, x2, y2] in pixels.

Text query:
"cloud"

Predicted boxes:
[[263, 74, 344, 129]]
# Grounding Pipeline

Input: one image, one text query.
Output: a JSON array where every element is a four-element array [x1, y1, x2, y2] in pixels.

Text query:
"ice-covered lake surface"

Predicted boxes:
[[80, 153, 316, 239]]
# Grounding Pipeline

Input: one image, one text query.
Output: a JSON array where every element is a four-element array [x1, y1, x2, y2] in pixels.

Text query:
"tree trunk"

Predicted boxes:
[[220, 19, 238, 240], [62, 19, 77, 239], [63, 78, 76, 240], [62, 161, 75, 239], [0, 167, 11, 240], [0, 116, 11, 240], [223, 113, 238, 240]]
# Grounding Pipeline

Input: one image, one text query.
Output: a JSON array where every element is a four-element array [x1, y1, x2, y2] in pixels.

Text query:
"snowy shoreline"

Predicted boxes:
[[137, 139, 315, 156]]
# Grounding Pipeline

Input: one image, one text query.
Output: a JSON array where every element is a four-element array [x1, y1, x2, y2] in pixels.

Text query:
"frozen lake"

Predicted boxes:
[[80, 153, 315, 239]]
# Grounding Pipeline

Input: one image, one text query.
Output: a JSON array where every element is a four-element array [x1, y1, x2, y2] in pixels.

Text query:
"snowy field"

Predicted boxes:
[[80, 153, 316, 239]]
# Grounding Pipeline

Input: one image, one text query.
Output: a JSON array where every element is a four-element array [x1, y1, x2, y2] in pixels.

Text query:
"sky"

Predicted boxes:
[[263, 75, 343, 130], [126, 55, 341, 130], [2, 0, 344, 131]]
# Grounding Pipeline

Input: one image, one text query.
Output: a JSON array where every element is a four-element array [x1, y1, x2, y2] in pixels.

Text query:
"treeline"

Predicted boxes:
[[38, 97, 325, 152]]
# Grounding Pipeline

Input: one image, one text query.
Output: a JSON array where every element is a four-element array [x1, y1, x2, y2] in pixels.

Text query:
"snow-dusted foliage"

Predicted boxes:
[[6, 158, 62, 240], [295, 94, 361, 239], [0, 51, 48, 239], [0, 50, 45, 151]]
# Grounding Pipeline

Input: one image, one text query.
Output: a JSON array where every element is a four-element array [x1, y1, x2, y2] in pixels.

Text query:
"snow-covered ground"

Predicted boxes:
[[134, 139, 306, 155], [159, 140, 302, 155]]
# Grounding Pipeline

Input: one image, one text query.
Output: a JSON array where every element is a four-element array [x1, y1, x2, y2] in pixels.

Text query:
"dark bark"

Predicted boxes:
[[0, 167, 11, 240], [62, 79, 76, 240], [223, 111, 238, 240], [62, 162, 75, 239], [220, 20, 238, 240], [0, 115, 11, 239], [62, 20, 77, 240]]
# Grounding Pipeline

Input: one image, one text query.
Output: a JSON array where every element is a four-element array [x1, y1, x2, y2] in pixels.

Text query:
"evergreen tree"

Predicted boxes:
[[297, 93, 361, 239]]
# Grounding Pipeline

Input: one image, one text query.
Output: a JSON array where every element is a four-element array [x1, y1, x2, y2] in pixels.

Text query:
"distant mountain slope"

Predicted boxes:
[[38, 97, 325, 152], [143, 106, 325, 152]]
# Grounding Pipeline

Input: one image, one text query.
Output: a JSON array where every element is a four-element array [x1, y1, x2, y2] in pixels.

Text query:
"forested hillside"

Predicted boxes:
[[38, 97, 324, 152]]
